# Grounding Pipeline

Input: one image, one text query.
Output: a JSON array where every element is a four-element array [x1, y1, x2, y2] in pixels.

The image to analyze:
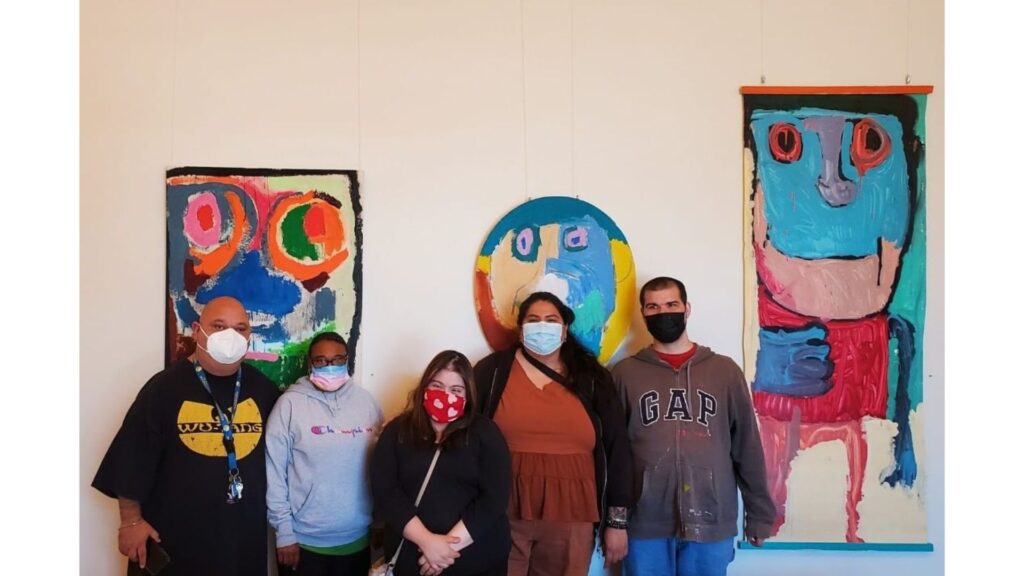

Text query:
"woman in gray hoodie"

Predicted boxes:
[[266, 332, 384, 575]]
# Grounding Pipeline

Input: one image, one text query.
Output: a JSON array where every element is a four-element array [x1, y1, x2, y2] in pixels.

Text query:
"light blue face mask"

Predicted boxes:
[[522, 321, 565, 356]]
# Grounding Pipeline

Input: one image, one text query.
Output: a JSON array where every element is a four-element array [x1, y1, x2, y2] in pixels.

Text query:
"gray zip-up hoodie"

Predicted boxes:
[[265, 376, 383, 548], [611, 345, 775, 542]]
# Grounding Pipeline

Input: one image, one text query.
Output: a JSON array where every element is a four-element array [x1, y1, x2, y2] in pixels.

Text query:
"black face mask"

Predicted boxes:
[[644, 312, 687, 344]]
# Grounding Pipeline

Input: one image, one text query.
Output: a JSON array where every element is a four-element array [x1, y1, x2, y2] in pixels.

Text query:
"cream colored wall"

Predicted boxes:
[[81, 1, 943, 574]]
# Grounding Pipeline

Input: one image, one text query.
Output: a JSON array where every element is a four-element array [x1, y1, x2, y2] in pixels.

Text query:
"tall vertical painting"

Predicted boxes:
[[742, 87, 931, 548], [166, 167, 362, 388], [475, 197, 636, 364]]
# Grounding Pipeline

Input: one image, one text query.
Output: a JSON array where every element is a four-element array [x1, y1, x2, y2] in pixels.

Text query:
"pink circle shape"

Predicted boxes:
[[183, 192, 223, 249]]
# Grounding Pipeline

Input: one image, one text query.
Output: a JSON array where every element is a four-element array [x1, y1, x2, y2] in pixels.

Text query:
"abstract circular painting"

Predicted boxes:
[[475, 197, 635, 364]]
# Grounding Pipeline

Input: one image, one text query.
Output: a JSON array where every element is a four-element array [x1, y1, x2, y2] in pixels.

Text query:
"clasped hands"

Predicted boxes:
[[416, 532, 461, 576]]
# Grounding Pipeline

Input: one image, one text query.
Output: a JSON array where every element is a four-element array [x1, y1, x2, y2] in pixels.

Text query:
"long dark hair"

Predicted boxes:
[[398, 350, 478, 449], [516, 291, 607, 400]]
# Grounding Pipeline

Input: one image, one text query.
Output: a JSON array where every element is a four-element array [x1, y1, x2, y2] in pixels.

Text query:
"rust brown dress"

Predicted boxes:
[[493, 353, 598, 576]]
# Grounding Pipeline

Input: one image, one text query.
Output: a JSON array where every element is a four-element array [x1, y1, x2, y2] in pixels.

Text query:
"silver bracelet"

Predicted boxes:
[[607, 506, 629, 529], [118, 518, 144, 531]]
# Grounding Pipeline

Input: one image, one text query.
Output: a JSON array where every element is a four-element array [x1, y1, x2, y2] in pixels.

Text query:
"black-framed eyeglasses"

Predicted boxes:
[[311, 356, 348, 368]]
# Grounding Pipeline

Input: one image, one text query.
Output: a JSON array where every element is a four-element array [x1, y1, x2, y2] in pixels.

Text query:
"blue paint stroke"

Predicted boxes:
[[314, 288, 338, 330], [882, 315, 917, 487], [544, 218, 615, 354], [749, 109, 910, 259], [753, 324, 834, 397], [197, 251, 302, 318], [173, 295, 200, 328], [543, 260, 605, 353]]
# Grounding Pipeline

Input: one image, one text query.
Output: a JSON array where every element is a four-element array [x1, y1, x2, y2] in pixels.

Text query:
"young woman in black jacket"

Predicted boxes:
[[372, 350, 512, 576]]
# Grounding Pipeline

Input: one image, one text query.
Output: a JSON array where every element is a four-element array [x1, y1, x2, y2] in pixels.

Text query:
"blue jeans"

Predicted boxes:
[[623, 536, 735, 576]]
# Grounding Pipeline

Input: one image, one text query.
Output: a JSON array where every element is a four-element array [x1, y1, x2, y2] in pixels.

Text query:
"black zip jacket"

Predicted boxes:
[[473, 346, 635, 532]]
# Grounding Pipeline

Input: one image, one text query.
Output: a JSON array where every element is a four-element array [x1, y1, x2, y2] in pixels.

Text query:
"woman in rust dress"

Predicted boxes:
[[474, 291, 634, 576]]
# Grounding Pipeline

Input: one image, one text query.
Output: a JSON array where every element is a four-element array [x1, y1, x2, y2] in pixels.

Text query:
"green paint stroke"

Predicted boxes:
[[247, 322, 338, 390], [888, 94, 927, 412], [280, 204, 319, 261], [573, 291, 607, 337]]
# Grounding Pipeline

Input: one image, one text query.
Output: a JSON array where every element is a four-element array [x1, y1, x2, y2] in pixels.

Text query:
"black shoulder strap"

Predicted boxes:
[[519, 346, 570, 387]]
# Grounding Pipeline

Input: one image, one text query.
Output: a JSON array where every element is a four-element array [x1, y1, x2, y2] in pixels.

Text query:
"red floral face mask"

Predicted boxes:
[[422, 388, 466, 424]]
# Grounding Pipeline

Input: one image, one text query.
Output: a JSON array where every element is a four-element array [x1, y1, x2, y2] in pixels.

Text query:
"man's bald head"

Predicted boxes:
[[199, 296, 248, 324]]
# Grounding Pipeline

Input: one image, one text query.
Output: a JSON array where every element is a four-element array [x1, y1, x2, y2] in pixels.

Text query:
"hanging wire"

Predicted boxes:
[[759, 0, 766, 84], [169, 0, 181, 164], [904, 0, 912, 84], [520, 0, 530, 200], [569, 0, 576, 197], [356, 0, 363, 168]]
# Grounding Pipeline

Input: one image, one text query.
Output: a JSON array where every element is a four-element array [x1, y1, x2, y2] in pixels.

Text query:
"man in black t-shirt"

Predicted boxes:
[[93, 296, 280, 575]]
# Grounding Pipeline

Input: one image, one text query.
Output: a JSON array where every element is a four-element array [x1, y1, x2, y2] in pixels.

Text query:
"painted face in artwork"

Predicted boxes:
[[474, 197, 635, 364], [748, 109, 911, 320], [745, 94, 927, 544], [167, 170, 361, 386]]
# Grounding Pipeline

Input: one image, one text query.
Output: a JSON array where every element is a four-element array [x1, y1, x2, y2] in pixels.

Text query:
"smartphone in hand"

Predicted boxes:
[[127, 540, 170, 575]]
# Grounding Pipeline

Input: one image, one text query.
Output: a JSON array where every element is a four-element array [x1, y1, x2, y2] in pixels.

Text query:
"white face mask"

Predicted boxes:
[[198, 327, 249, 365]]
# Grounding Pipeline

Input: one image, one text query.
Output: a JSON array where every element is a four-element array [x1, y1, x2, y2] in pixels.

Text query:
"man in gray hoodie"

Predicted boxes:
[[611, 277, 775, 576]]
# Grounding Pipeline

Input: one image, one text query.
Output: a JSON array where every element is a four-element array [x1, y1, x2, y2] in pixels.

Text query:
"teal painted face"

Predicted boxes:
[[748, 106, 916, 319], [749, 108, 910, 260]]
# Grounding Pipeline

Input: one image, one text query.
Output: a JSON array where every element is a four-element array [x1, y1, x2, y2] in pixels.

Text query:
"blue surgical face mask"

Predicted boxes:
[[522, 321, 565, 356], [310, 365, 350, 391]]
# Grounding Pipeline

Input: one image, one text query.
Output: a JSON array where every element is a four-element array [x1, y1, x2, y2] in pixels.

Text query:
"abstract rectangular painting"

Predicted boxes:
[[166, 167, 362, 388], [741, 87, 930, 549]]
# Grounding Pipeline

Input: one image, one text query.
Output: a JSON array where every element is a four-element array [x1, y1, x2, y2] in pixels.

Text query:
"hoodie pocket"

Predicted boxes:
[[680, 465, 718, 525], [633, 465, 677, 524]]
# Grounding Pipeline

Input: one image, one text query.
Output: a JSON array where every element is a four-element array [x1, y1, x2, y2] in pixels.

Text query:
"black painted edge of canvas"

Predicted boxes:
[[167, 166, 358, 178]]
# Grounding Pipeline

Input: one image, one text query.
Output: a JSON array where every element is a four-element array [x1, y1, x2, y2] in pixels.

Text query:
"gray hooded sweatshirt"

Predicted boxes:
[[611, 345, 775, 542], [265, 376, 383, 548]]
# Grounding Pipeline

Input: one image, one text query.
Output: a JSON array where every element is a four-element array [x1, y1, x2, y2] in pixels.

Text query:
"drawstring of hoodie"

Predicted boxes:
[[320, 388, 339, 416]]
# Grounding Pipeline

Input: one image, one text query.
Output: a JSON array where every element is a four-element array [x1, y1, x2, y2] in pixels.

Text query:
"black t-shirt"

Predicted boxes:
[[371, 415, 512, 576], [93, 360, 281, 576]]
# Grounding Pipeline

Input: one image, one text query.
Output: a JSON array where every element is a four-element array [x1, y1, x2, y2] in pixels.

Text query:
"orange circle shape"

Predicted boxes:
[[188, 190, 248, 277], [268, 192, 349, 281]]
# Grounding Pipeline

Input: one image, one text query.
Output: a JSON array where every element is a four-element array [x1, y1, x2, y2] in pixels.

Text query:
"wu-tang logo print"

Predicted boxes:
[[177, 398, 264, 458]]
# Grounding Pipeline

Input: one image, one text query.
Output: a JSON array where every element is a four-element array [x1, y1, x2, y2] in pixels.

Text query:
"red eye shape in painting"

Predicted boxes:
[[768, 123, 802, 163], [850, 118, 891, 175]]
